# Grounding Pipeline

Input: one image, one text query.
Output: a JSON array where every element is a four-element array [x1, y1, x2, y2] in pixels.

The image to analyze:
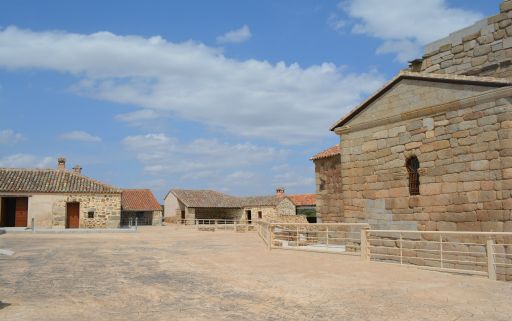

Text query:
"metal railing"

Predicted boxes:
[[363, 230, 512, 281], [257, 221, 272, 249], [257, 222, 370, 255], [121, 215, 152, 227], [176, 219, 257, 232]]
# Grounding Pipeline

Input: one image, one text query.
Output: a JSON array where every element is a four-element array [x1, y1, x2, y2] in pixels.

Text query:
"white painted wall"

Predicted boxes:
[[164, 192, 185, 218]]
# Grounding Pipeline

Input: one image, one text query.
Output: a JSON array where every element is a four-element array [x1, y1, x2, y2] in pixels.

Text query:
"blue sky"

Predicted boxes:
[[0, 0, 502, 200]]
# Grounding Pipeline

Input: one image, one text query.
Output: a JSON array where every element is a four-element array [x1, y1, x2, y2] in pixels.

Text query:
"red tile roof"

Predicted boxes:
[[310, 145, 340, 161], [288, 194, 316, 206], [122, 189, 162, 211]]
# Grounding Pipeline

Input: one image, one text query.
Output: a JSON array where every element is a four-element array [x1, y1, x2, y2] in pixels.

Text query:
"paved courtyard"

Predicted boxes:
[[0, 226, 511, 321]]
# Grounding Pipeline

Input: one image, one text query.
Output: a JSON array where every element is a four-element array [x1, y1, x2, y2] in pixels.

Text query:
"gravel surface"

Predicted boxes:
[[0, 226, 511, 321]]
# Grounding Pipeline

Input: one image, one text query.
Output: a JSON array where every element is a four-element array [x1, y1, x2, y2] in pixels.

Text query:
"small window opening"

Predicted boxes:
[[88, 211, 95, 219], [258, 211, 262, 219], [406, 156, 420, 195], [319, 178, 326, 191]]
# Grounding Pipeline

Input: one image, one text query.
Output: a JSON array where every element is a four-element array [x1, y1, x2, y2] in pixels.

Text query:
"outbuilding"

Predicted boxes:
[[121, 189, 163, 226], [0, 158, 122, 229]]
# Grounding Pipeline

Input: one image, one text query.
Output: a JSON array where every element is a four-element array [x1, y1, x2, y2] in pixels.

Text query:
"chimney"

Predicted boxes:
[[408, 59, 423, 72], [57, 157, 66, 171], [276, 187, 285, 198], [73, 165, 82, 175]]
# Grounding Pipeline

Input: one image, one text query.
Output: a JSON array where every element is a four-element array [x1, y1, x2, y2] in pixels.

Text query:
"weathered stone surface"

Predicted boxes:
[[319, 2, 512, 233]]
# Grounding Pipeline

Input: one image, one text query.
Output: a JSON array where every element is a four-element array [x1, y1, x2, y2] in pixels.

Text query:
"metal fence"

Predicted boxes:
[[176, 219, 257, 232], [254, 223, 512, 281], [120, 215, 152, 227], [257, 222, 370, 255], [363, 230, 512, 281]]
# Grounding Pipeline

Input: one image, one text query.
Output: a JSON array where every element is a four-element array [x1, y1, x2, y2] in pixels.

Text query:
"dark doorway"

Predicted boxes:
[[246, 210, 252, 224], [0, 197, 28, 227], [181, 210, 186, 221], [66, 202, 80, 228]]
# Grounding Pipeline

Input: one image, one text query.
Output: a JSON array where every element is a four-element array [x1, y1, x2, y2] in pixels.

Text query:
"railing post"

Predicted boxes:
[[399, 233, 403, 265], [439, 235, 443, 269], [296, 225, 299, 248], [326, 226, 329, 248], [269, 224, 273, 251], [32, 217, 35, 232], [360, 227, 370, 261], [487, 239, 497, 281], [214, 219, 217, 231], [135, 217, 138, 231]]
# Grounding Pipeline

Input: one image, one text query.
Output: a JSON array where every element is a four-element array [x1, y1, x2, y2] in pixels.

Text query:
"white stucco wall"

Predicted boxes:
[[30, 194, 65, 228], [164, 192, 185, 218]]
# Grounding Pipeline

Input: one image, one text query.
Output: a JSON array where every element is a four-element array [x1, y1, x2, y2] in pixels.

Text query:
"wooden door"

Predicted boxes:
[[15, 197, 28, 227], [66, 202, 80, 228], [0, 198, 6, 227]]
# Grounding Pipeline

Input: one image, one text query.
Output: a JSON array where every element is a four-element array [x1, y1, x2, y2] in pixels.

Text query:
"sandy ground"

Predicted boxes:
[[0, 226, 511, 321]]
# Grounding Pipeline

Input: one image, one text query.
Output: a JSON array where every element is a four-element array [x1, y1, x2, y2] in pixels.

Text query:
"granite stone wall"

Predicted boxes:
[[313, 154, 343, 223], [276, 198, 296, 216], [420, 0, 512, 79], [51, 193, 122, 228], [338, 91, 512, 231]]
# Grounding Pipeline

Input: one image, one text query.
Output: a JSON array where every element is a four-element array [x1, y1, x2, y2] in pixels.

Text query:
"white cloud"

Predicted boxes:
[[0, 26, 384, 144], [376, 39, 421, 65], [0, 154, 53, 168], [121, 133, 317, 194], [223, 171, 257, 186], [115, 109, 159, 123], [328, 13, 346, 32], [59, 130, 102, 142], [0, 129, 25, 144], [216, 25, 252, 44], [122, 133, 288, 177], [271, 163, 315, 190], [337, 0, 483, 63]]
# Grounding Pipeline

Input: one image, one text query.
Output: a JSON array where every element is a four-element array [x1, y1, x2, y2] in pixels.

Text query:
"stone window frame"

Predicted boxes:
[[406, 156, 420, 196], [319, 178, 326, 191], [87, 210, 95, 219]]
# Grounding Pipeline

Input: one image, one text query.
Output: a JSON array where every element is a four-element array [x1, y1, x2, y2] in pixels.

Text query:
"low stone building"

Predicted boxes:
[[0, 158, 121, 228], [164, 188, 300, 223], [121, 189, 162, 226], [288, 194, 317, 223], [165, 189, 241, 222]]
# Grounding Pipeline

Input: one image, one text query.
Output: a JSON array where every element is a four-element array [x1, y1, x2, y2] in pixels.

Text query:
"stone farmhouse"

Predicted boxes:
[[313, 1, 512, 232], [164, 188, 308, 223], [0, 158, 162, 228]]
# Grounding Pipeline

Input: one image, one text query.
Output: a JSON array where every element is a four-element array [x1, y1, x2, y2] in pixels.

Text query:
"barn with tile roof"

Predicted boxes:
[[121, 189, 163, 226], [164, 187, 302, 223]]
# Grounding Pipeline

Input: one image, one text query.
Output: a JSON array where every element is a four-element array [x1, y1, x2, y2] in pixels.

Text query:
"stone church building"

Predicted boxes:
[[313, 1, 512, 232]]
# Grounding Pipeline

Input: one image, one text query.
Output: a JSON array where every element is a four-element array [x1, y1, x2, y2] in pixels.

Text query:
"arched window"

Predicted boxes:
[[406, 156, 420, 195]]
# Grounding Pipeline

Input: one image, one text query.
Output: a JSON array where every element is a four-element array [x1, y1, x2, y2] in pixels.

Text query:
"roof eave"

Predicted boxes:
[[330, 72, 512, 131]]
